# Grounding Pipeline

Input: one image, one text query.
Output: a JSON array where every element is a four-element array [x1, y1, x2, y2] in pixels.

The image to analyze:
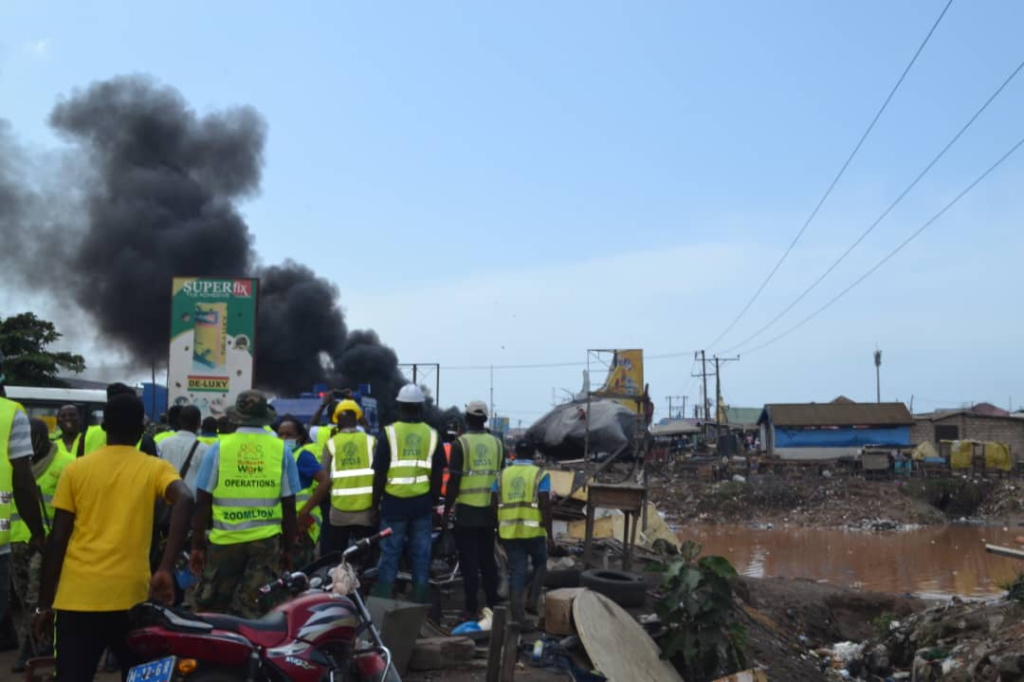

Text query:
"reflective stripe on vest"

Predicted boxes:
[[328, 431, 376, 512], [497, 464, 546, 540], [384, 422, 436, 498], [0, 399, 23, 547], [294, 444, 322, 544], [455, 433, 501, 508], [11, 446, 73, 542], [210, 433, 284, 545]]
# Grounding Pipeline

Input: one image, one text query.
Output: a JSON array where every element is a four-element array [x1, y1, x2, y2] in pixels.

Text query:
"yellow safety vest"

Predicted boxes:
[[497, 464, 546, 540], [384, 422, 436, 499], [327, 431, 376, 512], [154, 430, 176, 444], [315, 425, 335, 454], [455, 433, 501, 508], [0, 399, 24, 548], [11, 447, 73, 541], [210, 433, 284, 545], [81, 425, 145, 455], [293, 444, 322, 544], [54, 434, 81, 459]]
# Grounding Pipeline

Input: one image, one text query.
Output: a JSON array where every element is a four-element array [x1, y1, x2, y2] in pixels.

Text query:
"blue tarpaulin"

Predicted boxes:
[[775, 426, 910, 449]]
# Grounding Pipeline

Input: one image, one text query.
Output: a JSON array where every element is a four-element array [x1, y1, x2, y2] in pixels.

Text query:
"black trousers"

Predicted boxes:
[[55, 610, 141, 682], [453, 525, 500, 614], [321, 523, 377, 569]]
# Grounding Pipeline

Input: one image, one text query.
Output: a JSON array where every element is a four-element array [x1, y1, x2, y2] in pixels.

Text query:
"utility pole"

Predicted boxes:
[[694, 351, 709, 421], [665, 396, 687, 420], [712, 356, 740, 428], [874, 349, 882, 403]]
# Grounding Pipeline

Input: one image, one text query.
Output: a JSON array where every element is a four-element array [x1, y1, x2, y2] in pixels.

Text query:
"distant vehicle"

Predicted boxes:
[[3, 386, 108, 434]]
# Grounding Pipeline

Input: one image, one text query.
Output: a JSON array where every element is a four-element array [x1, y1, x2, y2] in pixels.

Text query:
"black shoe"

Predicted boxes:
[[11, 661, 26, 674]]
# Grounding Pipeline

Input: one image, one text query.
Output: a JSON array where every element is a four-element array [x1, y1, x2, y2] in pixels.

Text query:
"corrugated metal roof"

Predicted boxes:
[[760, 402, 913, 427], [725, 407, 762, 426]]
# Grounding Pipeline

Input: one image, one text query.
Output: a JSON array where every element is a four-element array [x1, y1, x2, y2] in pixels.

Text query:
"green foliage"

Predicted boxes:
[[654, 540, 747, 682], [0, 312, 85, 387], [872, 612, 896, 637], [1001, 571, 1024, 604]]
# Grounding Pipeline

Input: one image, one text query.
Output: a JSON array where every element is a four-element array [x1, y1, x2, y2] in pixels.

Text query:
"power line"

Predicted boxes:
[[740, 131, 1024, 356], [445, 349, 700, 371], [723, 56, 1024, 354], [705, 0, 955, 350]]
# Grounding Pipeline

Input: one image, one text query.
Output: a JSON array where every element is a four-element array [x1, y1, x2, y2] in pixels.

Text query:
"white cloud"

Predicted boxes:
[[23, 39, 50, 59]]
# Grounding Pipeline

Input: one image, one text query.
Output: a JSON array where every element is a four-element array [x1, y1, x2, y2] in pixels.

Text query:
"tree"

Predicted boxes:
[[0, 312, 86, 387]]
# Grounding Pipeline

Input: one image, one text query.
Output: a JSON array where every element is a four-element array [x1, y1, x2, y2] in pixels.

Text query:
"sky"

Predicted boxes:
[[2, 1, 1023, 425]]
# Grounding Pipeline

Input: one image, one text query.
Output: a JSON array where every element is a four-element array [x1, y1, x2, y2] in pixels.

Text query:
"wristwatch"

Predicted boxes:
[[34, 607, 52, 615]]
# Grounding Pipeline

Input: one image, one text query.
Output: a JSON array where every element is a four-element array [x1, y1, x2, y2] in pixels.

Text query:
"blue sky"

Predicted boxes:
[[2, 1, 1023, 423]]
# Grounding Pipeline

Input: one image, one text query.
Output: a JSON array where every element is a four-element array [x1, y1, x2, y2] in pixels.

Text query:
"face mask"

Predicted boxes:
[[283, 439, 297, 450]]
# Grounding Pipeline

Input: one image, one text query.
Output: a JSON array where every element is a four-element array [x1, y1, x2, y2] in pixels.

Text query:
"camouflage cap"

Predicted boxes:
[[227, 390, 277, 426]]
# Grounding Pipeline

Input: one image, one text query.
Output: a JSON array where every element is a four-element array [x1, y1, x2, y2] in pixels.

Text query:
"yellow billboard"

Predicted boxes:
[[591, 349, 644, 413]]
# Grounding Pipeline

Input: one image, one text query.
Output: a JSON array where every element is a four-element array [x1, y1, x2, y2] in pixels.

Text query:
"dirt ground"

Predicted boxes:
[[647, 471, 1024, 529]]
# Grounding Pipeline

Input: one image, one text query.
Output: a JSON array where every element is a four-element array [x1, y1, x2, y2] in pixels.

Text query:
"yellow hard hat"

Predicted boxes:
[[332, 399, 363, 423]]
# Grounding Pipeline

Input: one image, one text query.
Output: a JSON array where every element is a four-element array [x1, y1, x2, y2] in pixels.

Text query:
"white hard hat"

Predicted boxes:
[[396, 384, 425, 404]]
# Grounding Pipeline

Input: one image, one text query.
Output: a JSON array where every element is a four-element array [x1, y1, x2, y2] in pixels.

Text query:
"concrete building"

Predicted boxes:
[[912, 409, 1024, 463], [758, 402, 913, 460]]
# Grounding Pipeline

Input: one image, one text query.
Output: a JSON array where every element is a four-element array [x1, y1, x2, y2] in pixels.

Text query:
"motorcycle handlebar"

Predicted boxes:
[[259, 528, 393, 595], [342, 527, 392, 559]]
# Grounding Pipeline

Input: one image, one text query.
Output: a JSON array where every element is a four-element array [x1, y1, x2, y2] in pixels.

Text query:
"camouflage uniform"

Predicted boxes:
[[10, 542, 42, 659], [195, 537, 280, 618], [291, 531, 316, 571]]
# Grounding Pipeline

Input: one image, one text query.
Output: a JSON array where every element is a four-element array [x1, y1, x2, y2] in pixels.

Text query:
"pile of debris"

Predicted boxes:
[[820, 596, 1024, 681]]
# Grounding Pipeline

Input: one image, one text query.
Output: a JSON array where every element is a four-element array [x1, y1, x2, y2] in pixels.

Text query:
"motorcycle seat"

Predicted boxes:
[[202, 611, 288, 634]]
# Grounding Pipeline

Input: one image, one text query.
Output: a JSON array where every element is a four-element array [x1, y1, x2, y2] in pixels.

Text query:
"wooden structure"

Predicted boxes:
[[583, 483, 645, 570]]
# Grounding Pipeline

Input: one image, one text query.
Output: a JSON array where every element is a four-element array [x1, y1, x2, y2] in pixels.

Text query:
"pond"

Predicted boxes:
[[679, 524, 1023, 599]]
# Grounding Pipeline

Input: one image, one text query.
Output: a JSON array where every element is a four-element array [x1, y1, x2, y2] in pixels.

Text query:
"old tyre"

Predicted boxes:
[[580, 569, 647, 608]]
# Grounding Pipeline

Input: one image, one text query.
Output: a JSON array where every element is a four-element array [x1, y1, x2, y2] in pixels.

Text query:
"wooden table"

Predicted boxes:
[[583, 483, 646, 571]]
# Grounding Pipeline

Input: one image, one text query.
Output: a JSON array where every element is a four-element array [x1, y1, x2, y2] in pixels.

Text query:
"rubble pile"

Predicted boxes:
[[817, 597, 1024, 681], [648, 475, 948, 529]]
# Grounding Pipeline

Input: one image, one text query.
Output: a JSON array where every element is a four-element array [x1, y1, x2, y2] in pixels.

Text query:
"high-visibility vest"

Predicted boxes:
[[293, 444, 322, 544], [11, 447, 73, 541], [442, 443, 451, 498], [327, 431, 376, 512], [0, 399, 25, 548], [455, 433, 501, 508], [497, 465, 546, 540], [154, 430, 176, 444], [210, 433, 284, 545], [54, 434, 81, 459], [315, 425, 335, 454], [384, 422, 436, 499], [81, 425, 145, 455]]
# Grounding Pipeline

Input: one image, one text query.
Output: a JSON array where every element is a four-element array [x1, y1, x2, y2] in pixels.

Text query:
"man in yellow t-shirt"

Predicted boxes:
[[34, 394, 194, 682]]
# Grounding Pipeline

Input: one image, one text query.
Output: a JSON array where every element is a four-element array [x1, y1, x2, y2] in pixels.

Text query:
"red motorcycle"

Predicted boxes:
[[126, 529, 397, 682]]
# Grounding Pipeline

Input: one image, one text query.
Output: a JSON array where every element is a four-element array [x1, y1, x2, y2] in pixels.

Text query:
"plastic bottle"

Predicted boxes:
[[532, 639, 544, 662]]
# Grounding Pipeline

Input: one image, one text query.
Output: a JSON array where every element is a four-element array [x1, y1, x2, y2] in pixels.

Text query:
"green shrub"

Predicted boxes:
[[654, 540, 747, 682]]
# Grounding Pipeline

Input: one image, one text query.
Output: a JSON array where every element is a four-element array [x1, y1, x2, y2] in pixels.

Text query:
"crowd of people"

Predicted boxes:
[[0, 359, 554, 681]]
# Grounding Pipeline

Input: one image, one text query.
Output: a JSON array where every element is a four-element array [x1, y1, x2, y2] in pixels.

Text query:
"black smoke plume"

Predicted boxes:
[[0, 75, 422, 422]]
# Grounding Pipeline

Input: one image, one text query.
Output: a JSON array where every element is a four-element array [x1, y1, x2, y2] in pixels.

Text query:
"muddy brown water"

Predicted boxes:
[[679, 524, 1024, 599]]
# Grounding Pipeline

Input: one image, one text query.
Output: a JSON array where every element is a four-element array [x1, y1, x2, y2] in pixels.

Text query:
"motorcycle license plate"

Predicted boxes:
[[126, 656, 176, 682]]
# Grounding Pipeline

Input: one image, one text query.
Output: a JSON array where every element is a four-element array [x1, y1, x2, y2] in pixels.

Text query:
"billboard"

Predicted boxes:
[[591, 349, 644, 412], [168, 277, 258, 419]]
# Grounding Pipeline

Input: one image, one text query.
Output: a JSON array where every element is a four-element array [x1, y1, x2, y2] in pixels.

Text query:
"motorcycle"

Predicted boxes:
[[126, 528, 397, 682]]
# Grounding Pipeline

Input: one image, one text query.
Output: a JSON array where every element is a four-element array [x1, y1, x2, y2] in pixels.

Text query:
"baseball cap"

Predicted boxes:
[[466, 401, 488, 418]]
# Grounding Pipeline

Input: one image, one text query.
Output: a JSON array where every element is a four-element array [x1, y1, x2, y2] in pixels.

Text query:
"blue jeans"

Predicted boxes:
[[377, 514, 432, 587], [504, 537, 547, 623]]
